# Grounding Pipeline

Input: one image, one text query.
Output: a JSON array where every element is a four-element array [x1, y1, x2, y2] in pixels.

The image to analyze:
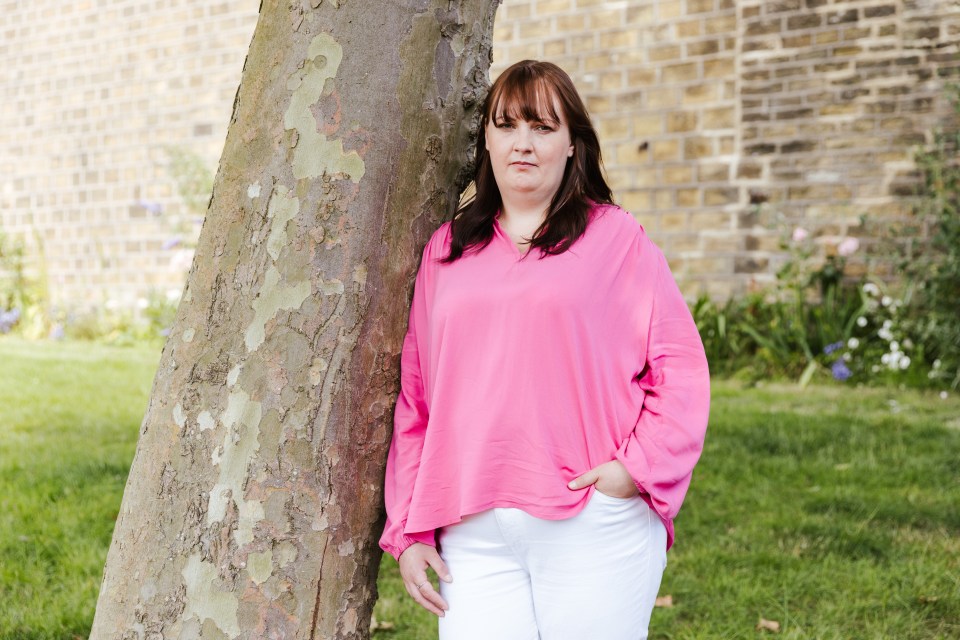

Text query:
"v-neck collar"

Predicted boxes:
[[493, 212, 531, 259]]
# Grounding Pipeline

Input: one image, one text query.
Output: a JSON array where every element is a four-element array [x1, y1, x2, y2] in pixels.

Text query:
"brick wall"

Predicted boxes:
[[0, 1, 259, 311], [1, 0, 958, 311], [493, 0, 959, 298]]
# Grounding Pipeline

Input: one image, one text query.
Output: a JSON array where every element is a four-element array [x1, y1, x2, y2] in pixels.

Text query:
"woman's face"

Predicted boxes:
[[484, 96, 574, 210]]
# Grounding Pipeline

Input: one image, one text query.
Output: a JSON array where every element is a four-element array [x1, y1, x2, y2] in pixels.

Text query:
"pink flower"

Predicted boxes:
[[837, 237, 860, 256], [792, 227, 809, 242]]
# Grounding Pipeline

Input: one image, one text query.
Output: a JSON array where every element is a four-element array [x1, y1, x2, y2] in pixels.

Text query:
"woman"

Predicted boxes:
[[380, 60, 710, 639]]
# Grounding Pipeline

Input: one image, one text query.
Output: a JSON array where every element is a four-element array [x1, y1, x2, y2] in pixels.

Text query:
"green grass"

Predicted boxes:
[[2, 337, 959, 639]]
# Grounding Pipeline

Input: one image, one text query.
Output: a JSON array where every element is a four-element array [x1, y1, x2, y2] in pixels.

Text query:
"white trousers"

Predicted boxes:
[[436, 489, 668, 640]]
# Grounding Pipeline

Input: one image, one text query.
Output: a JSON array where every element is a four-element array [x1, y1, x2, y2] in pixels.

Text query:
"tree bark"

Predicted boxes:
[[90, 1, 498, 637]]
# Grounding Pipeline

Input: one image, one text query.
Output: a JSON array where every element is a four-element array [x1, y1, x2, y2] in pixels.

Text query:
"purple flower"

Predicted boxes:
[[137, 200, 164, 215], [161, 236, 183, 250], [0, 307, 21, 333], [823, 340, 844, 355], [48, 323, 65, 340], [831, 359, 852, 381]]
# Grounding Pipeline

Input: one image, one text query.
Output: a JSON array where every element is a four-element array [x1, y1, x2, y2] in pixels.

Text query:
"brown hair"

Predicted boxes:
[[438, 60, 613, 264]]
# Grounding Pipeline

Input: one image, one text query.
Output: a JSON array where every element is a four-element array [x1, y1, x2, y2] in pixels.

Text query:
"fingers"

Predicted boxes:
[[398, 544, 450, 617], [425, 547, 453, 583], [568, 465, 600, 490], [409, 576, 450, 616]]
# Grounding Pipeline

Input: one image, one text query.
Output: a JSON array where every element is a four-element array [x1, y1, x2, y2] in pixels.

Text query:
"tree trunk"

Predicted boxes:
[[90, 1, 498, 637]]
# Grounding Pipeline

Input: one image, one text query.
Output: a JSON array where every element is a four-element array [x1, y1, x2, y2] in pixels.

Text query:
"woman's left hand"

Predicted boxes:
[[567, 459, 641, 499]]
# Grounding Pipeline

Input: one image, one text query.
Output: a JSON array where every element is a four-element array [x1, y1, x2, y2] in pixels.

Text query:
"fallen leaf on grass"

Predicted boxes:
[[370, 615, 395, 632], [655, 595, 673, 608], [756, 618, 780, 633]]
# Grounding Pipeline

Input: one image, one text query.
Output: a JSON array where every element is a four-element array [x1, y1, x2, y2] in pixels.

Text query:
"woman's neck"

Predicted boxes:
[[498, 196, 549, 228]]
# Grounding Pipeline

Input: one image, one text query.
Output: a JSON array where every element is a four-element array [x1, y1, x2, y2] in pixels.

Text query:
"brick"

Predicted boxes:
[[737, 162, 764, 179], [705, 14, 737, 35], [654, 189, 673, 210], [698, 163, 729, 181], [703, 57, 735, 77], [677, 189, 700, 207], [663, 164, 694, 184], [649, 44, 682, 62], [621, 190, 652, 212], [688, 0, 714, 13], [600, 71, 623, 91], [590, 9, 624, 30], [660, 213, 689, 231], [703, 106, 735, 128], [503, 3, 532, 20], [662, 62, 699, 83], [582, 49, 615, 68], [556, 14, 587, 30], [667, 111, 698, 132], [768, 0, 801, 12], [626, 5, 655, 25], [633, 114, 663, 136], [677, 19, 701, 38], [787, 14, 822, 30], [826, 9, 858, 25], [687, 39, 720, 56], [782, 33, 811, 48], [543, 38, 567, 57], [627, 68, 657, 87], [864, 5, 896, 18], [658, 0, 683, 19], [652, 139, 681, 161], [616, 141, 649, 165], [605, 30, 635, 49], [684, 136, 713, 159], [815, 30, 840, 44], [646, 88, 679, 108], [682, 82, 720, 104], [598, 116, 630, 139], [519, 19, 553, 40], [745, 19, 781, 37], [571, 35, 598, 54]]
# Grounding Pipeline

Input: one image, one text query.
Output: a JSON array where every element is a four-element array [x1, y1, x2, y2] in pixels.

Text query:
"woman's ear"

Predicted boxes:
[[568, 143, 574, 157]]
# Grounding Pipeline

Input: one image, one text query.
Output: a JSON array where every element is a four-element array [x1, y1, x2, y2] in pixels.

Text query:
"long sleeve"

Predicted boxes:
[[614, 237, 711, 550], [379, 237, 439, 561]]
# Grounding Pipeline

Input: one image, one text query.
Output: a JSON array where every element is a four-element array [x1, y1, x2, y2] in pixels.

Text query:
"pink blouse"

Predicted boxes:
[[380, 204, 710, 561]]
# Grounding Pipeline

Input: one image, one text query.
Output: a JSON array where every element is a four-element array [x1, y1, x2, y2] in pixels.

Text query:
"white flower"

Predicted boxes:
[[848, 337, 860, 349], [862, 283, 880, 296], [881, 295, 892, 307], [856, 316, 868, 328], [166, 289, 182, 302], [941, 391, 949, 400], [879, 328, 893, 341], [872, 365, 880, 373], [903, 338, 913, 349], [881, 353, 891, 365], [890, 341, 900, 352], [792, 227, 809, 242], [105, 299, 120, 311], [843, 352, 852, 362], [883, 320, 893, 329], [900, 356, 911, 370], [136, 297, 149, 309], [838, 237, 860, 256], [933, 359, 942, 369]]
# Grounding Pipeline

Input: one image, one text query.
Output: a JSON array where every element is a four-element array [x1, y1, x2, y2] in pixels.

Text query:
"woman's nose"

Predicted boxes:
[[513, 125, 533, 150]]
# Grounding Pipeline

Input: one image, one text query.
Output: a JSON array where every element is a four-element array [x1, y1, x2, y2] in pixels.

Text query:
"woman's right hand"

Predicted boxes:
[[398, 542, 453, 617]]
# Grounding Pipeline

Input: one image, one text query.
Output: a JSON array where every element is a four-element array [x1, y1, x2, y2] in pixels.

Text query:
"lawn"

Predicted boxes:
[[1, 336, 958, 639]]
